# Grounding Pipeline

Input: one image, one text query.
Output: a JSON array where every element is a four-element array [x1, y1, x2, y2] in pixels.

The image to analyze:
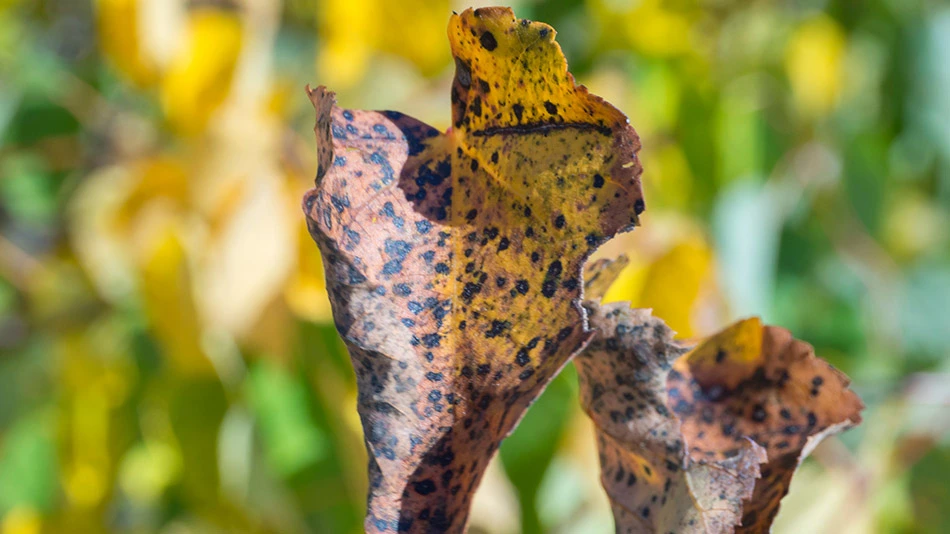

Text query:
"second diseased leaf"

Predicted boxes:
[[576, 304, 863, 533], [302, 7, 643, 533]]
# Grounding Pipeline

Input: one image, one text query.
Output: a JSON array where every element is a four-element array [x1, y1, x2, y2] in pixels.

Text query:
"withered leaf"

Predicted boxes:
[[576, 305, 863, 533], [302, 7, 643, 532]]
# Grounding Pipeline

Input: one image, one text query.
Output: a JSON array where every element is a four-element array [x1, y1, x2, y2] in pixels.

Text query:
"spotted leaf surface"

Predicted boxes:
[[302, 7, 643, 533], [577, 304, 765, 534], [577, 306, 863, 533], [670, 318, 864, 532]]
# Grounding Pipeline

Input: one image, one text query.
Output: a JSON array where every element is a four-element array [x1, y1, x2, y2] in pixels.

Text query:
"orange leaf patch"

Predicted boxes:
[[303, 7, 643, 532]]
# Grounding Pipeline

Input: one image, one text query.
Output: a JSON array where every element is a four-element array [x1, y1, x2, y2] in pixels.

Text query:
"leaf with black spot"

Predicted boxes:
[[302, 6, 644, 533]]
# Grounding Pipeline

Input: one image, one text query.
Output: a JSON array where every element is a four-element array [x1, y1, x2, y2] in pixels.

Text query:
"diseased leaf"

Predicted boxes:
[[302, 7, 643, 532], [576, 304, 765, 534], [670, 318, 864, 532], [576, 305, 863, 533]]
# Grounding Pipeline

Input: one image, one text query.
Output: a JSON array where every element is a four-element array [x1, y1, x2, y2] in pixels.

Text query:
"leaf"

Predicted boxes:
[[575, 305, 863, 533], [302, 7, 644, 532], [671, 318, 863, 532]]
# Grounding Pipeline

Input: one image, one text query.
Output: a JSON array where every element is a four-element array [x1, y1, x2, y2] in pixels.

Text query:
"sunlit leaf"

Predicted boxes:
[[302, 6, 644, 531]]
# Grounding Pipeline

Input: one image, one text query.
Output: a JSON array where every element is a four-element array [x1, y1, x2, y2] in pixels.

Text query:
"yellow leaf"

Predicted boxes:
[[1, 507, 41, 534], [636, 238, 712, 337], [602, 233, 714, 338], [316, 0, 451, 88], [138, 229, 215, 376], [95, 0, 158, 86], [285, 224, 333, 323], [785, 16, 846, 117], [160, 6, 243, 135]]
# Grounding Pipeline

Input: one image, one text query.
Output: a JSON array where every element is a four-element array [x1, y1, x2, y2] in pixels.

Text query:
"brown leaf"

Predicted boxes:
[[302, 7, 643, 532], [577, 304, 765, 533], [576, 305, 863, 533], [670, 318, 864, 532]]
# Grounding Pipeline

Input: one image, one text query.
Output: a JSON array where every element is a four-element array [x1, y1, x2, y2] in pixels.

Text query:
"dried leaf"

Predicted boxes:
[[576, 306, 863, 533], [302, 7, 643, 532], [670, 318, 864, 532], [576, 304, 765, 534]]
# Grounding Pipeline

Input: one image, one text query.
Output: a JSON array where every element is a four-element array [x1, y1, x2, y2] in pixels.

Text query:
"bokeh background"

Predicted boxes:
[[1, 0, 948, 532]]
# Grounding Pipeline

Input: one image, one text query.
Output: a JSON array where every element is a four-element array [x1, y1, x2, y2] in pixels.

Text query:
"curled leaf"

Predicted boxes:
[[302, 7, 643, 532], [576, 304, 765, 533], [576, 306, 863, 533], [670, 318, 864, 532]]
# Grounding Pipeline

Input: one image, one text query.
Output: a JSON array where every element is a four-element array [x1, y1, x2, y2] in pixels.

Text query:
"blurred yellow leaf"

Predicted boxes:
[[316, 0, 450, 88], [118, 441, 182, 503], [161, 6, 243, 135], [603, 236, 713, 338], [1, 507, 41, 534], [589, 0, 696, 58], [637, 239, 712, 337], [139, 229, 215, 376], [95, 0, 158, 86], [785, 16, 846, 117], [284, 224, 333, 323]]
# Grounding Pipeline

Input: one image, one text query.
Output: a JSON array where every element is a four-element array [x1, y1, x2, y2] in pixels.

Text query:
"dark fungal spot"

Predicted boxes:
[[497, 237, 510, 252], [592, 173, 605, 188], [519, 369, 535, 380], [543, 101, 557, 115], [413, 479, 436, 495], [634, 198, 646, 215], [461, 282, 482, 303], [557, 327, 572, 341], [485, 320, 511, 339], [470, 96, 482, 117], [470, 158, 479, 172], [515, 348, 530, 366], [539, 28, 549, 38], [466, 209, 478, 221], [479, 31, 497, 51], [478, 79, 490, 93], [425, 371, 443, 382], [515, 280, 529, 295], [512, 103, 524, 122], [752, 404, 767, 422], [715, 349, 727, 363], [491, 151, 499, 164], [554, 214, 566, 229], [454, 57, 471, 89]]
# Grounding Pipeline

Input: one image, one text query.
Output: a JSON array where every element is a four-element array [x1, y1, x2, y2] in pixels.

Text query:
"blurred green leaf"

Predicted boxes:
[[0, 410, 57, 514]]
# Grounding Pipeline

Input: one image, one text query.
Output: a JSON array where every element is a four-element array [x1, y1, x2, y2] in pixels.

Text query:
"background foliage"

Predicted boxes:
[[0, 0, 948, 533]]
